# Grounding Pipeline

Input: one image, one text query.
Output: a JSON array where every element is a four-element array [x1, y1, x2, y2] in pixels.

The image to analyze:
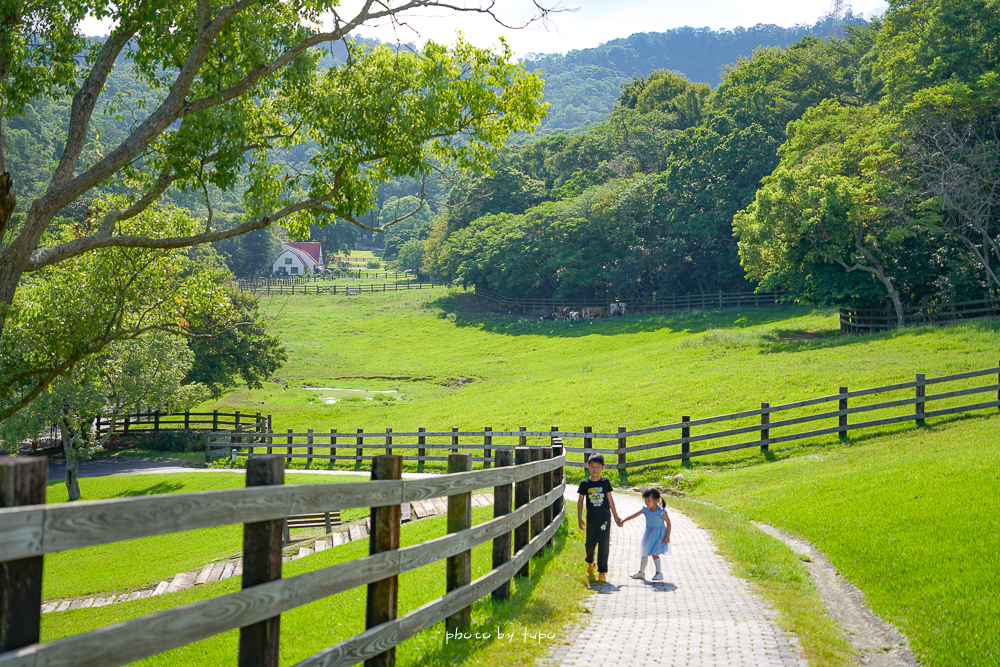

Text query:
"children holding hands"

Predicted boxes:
[[620, 488, 671, 580]]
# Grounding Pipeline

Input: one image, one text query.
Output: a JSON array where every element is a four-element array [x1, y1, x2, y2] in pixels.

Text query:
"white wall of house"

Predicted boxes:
[[272, 249, 310, 275]]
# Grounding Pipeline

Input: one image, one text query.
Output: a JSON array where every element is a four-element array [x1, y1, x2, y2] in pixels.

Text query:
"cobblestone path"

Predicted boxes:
[[542, 491, 808, 666]]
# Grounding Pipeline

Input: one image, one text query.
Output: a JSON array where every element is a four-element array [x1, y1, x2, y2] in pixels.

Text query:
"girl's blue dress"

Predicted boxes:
[[638, 506, 670, 557]]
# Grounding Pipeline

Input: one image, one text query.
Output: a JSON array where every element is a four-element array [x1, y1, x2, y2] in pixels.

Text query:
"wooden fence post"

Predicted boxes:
[[446, 453, 472, 631], [154, 409, 160, 432], [542, 446, 554, 550], [514, 447, 531, 578], [529, 447, 543, 548], [238, 456, 284, 667], [583, 426, 593, 463], [213, 409, 219, 431], [285, 429, 293, 468], [483, 426, 492, 469], [385, 427, 393, 456], [417, 427, 426, 469], [839, 387, 848, 440], [451, 426, 459, 453], [617, 426, 626, 469], [235, 410, 241, 433], [366, 455, 402, 667], [356, 429, 364, 463], [760, 403, 770, 452], [330, 429, 337, 461], [552, 441, 564, 521], [550, 425, 558, 446], [519, 426, 527, 448], [491, 449, 513, 602], [0, 457, 47, 653], [681, 416, 690, 462], [916, 374, 926, 426], [184, 410, 190, 430], [307, 428, 314, 465]]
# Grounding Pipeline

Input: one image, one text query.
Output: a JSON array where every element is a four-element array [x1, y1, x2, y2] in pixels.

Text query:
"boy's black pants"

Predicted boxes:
[[584, 517, 611, 573]]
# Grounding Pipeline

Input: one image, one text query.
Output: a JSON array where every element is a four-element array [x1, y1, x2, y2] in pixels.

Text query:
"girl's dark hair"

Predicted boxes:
[[642, 488, 666, 508]]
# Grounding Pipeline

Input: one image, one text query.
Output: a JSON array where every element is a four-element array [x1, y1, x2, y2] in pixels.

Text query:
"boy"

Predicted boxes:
[[577, 454, 621, 583]]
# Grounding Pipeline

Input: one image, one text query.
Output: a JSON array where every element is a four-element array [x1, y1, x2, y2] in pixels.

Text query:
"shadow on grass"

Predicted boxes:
[[115, 481, 186, 496], [426, 293, 836, 339], [403, 526, 570, 667]]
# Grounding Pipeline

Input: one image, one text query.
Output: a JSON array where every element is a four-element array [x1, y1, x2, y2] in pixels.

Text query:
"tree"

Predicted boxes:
[[0, 1, 549, 421], [735, 101, 914, 325]]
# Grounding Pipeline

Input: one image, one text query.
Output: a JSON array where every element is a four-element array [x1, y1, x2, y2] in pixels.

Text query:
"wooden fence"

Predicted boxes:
[[474, 286, 788, 316], [94, 408, 268, 437], [209, 364, 1000, 471], [840, 296, 1000, 334], [239, 281, 446, 296], [0, 449, 565, 667], [236, 271, 417, 290]]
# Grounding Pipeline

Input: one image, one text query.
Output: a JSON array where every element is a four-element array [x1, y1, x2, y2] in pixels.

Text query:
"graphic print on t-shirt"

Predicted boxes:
[[588, 486, 605, 508]]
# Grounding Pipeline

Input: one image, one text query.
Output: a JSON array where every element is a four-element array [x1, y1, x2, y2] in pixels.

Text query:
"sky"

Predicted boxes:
[[81, 0, 891, 58]]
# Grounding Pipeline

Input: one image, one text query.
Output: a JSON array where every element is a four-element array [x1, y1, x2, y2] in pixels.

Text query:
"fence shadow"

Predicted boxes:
[[115, 481, 186, 497], [429, 294, 833, 339]]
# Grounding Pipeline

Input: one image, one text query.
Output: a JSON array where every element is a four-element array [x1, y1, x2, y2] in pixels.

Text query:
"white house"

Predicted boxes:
[[272, 242, 323, 275]]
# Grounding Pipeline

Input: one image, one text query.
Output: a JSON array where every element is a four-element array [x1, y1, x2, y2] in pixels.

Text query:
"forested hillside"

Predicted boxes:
[[428, 0, 1000, 327], [522, 14, 867, 135]]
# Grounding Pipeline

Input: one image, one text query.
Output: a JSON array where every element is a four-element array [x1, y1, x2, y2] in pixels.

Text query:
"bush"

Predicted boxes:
[[365, 259, 381, 269], [129, 429, 205, 452]]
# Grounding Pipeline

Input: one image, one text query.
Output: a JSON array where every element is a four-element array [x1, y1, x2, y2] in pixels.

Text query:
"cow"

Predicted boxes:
[[556, 306, 571, 317], [582, 307, 604, 319], [609, 302, 628, 316], [569, 311, 581, 321], [502, 302, 519, 314]]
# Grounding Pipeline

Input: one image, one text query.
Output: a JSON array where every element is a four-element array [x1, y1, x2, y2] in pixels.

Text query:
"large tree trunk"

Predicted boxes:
[[58, 420, 82, 502]]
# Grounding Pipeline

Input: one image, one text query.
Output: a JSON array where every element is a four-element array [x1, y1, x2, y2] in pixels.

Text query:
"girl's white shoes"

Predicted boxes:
[[651, 572, 663, 581], [631, 571, 645, 579]]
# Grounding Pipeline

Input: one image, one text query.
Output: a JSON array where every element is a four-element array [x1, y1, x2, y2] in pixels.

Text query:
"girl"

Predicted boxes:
[[620, 488, 671, 580]]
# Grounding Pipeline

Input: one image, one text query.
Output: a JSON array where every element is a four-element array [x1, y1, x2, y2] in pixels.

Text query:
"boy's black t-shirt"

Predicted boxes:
[[577, 477, 613, 523]]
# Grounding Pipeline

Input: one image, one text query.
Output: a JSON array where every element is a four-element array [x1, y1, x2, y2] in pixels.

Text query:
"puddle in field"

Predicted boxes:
[[303, 387, 400, 405]]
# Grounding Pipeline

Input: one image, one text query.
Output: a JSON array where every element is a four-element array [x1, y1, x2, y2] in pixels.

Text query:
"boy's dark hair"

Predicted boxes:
[[586, 453, 605, 466], [643, 487, 666, 508]]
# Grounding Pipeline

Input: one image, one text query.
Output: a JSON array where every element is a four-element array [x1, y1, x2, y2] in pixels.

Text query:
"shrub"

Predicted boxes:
[[365, 259, 381, 269]]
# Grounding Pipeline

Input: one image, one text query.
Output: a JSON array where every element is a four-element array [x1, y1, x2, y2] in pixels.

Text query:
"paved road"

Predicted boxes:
[[46, 458, 438, 481], [543, 490, 807, 667]]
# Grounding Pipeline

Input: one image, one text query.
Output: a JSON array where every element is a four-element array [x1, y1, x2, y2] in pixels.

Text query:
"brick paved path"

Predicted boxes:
[[542, 491, 807, 666]]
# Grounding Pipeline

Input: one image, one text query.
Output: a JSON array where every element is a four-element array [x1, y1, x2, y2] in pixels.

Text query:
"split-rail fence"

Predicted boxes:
[[474, 286, 788, 316], [93, 409, 267, 438], [0, 449, 565, 667], [240, 281, 446, 296], [208, 364, 1000, 471], [840, 296, 1000, 334]]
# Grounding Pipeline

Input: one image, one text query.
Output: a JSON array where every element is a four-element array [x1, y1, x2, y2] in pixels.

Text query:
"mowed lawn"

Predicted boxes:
[[43, 472, 370, 600], [200, 289, 1000, 483], [688, 416, 1000, 667]]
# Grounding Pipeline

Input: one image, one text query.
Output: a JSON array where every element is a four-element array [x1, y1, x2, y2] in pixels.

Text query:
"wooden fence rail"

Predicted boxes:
[[474, 286, 788, 316], [208, 364, 1000, 471], [93, 409, 269, 438], [239, 281, 446, 296], [840, 296, 1000, 334], [0, 452, 565, 667]]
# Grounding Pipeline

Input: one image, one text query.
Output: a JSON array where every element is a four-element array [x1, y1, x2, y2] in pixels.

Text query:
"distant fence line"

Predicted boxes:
[[92, 408, 268, 439], [208, 364, 1000, 471], [840, 296, 1000, 334], [237, 280, 446, 296], [474, 286, 788, 315], [236, 270, 417, 290], [0, 450, 565, 667]]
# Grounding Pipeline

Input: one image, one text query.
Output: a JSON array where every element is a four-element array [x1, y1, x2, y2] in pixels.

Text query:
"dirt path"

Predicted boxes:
[[752, 522, 921, 667]]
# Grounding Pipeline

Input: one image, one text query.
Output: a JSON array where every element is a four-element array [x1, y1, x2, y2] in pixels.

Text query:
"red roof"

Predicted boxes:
[[284, 242, 322, 264]]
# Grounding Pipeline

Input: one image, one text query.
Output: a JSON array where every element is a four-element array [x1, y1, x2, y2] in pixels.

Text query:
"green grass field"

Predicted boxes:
[[201, 289, 1000, 486], [42, 503, 589, 667], [43, 472, 371, 600], [686, 415, 1000, 667]]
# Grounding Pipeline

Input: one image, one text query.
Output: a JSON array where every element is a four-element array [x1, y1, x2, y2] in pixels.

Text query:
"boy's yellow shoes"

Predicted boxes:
[[598, 573, 607, 583], [586, 563, 596, 577]]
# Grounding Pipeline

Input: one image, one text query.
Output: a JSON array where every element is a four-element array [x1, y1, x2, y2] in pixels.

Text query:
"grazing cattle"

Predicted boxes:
[[502, 303, 519, 312], [582, 307, 604, 319], [609, 302, 628, 316], [556, 306, 571, 317], [569, 311, 581, 321]]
